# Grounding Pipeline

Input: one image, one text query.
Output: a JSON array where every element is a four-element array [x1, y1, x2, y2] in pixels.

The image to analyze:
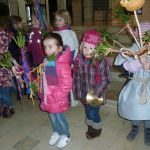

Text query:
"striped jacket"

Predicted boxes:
[[72, 53, 111, 102]]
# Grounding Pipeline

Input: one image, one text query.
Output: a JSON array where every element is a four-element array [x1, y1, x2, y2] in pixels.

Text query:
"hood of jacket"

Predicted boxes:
[[57, 46, 71, 65]]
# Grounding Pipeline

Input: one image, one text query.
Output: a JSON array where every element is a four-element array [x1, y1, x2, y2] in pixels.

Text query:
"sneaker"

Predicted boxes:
[[48, 132, 61, 146], [126, 125, 139, 141], [2, 107, 15, 118], [144, 128, 150, 146], [56, 135, 71, 148]]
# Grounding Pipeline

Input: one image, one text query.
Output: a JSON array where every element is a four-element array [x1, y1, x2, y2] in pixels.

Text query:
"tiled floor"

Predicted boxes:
[[0, 97, 150, 150]]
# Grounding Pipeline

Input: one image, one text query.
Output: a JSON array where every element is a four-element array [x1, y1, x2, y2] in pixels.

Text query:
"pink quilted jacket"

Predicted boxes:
[[39, 47, 72, 113]]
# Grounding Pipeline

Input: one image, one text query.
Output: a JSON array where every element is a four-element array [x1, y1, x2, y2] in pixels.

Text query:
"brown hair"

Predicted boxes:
[[43, 32, 63, 47], [9, 16, 22, 28], [54, 9, 71, 26]]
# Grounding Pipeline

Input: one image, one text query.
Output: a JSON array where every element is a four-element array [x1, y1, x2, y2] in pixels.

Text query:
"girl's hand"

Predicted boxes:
[[140, 57, 150, 70], [81, 99, 87, 106], [140, 56, 147, 63], [142, 62, 150, 70]]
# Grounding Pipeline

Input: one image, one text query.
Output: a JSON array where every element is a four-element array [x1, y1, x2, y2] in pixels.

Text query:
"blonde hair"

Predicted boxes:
[[55, 9, 71, 26]]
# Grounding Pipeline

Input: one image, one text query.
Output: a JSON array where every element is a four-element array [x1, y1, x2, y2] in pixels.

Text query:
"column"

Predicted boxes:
[[72, 0, 82, 25], [57, 0, 66, 9], [83, 0, 93, 25]]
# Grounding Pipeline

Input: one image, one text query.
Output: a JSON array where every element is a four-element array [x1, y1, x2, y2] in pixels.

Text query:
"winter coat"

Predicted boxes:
[[73, 53, 111, 103], [39, 47, 72, 113]]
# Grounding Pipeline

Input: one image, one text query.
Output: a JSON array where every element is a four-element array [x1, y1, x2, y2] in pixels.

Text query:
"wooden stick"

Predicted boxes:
[[134, 10, 143, 47], [115, 25, 128, 35], [113, 40, 127, 49], [27, 63, 43, 75], [127, 24, 141, 49]]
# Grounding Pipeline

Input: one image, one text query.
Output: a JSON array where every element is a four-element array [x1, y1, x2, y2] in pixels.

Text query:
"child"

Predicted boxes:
[[27, 15, 45, 67], [8, 16, 24, 100], [8, 16, 23, 65], [54, 9, 79, 106], [72, 30, 111, 139], [39, 33, 72, 148], [114, 22, 150, 146], [0, 16, 15, 118], [54, 9, 78, 63]]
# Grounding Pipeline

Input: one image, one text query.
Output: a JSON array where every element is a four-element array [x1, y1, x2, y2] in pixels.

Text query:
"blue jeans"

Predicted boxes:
[[49, 113, 70, 137], [85, 105, 101, 123], [0, 87, 13, 107]]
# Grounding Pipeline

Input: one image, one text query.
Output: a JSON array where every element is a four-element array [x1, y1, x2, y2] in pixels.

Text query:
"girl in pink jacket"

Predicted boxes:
[[39, 33, 72, 148]]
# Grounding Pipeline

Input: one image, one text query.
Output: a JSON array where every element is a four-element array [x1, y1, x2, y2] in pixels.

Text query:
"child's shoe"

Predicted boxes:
[[2, 107, 15, 118], [126, 125, 139, 141], [56, 135, 71, 148], [144, 128, 150, 146], [48, 132, 61, 145], [86, 126, 102, 139]]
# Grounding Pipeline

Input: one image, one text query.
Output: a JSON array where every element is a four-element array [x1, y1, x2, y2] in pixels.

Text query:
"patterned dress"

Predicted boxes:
[[0, 29, 12, 87]]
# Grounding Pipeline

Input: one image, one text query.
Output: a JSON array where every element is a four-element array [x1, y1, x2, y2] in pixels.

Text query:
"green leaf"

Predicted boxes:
[[30, 82, 38, 93], [13, 31, 25, 48], [0, 52, 13, 68], [143, 30, 150, 43], [113, 7, 130, 24]]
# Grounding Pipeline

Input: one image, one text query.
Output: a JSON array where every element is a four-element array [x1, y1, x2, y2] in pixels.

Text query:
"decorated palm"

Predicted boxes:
[[94, 29, 117, 60], [0, 52, 13, 68]]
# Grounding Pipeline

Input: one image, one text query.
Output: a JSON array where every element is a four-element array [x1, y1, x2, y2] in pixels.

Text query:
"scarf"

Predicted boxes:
[[56, 25, 71, 31], [44, 54, 59, 86]]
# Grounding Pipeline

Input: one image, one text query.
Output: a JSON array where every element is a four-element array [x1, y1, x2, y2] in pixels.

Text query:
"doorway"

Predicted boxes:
[[48, 0, 57, 25]]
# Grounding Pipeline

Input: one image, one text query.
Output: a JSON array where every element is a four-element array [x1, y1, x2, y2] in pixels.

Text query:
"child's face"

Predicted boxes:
[[13, 22, 22, 30], [82, 42, 95, 58], [55, 15, 65, 28], [43, 38, 62, 57]]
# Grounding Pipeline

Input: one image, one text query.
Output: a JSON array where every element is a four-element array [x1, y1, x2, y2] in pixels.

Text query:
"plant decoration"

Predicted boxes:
[[113, 6, 141, 49], [41, 29, 47, 37], [113, 7, 130, 24], [13, 32, 25, 48], [13, 31, 37, 105], [27, 63, 43, 103], [120, 0, 145, 12], [30, 82, 38, 93], [0, 52, 13, 68], [120, 0, 145, 47], [143, 30, 150, 43], [29, 81, 38, 105], [34, 0, 47, 30], [94, 28, 117, 60]]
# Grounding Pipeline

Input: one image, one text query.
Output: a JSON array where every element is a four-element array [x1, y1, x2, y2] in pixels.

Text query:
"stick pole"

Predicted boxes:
[[134, 10, 143, 47]]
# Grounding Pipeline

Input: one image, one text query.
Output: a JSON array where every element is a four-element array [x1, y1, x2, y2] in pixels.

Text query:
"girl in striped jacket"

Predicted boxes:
[[72, 30, 111, 139]]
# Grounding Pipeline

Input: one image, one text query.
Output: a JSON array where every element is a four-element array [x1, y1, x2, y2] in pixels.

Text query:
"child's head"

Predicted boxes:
[[43, 32, 63, 57], [9, 16, 22, 30], [54, 9, 71, 28], [32, 14, 40, 28], [80, 29, 101, 58]]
